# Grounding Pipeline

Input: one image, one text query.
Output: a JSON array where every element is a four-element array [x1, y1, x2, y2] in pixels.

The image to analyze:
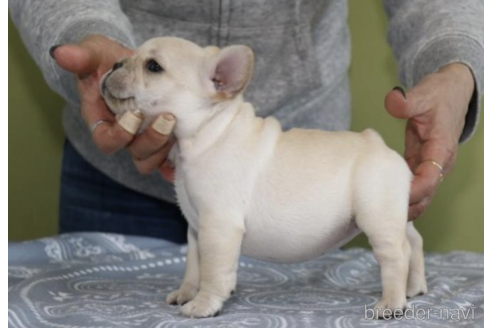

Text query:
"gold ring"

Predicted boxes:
[[422, 160, 444, 182]]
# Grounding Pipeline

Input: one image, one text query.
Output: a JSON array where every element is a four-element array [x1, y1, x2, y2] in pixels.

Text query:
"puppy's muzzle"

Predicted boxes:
[[112, 61, 124, 71], [101, 61, 125, 94]]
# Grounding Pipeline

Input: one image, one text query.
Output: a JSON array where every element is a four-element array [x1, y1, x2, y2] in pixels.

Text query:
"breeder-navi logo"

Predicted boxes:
[[364, 304, 475, 321]]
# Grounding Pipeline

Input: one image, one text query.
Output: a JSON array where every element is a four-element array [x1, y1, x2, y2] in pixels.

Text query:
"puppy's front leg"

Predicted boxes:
[[166, 228, 200, 305], [180, 212, 244, 318]]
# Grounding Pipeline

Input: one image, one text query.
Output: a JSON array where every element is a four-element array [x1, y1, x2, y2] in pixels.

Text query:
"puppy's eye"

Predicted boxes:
[[146, 59, 164, 73]]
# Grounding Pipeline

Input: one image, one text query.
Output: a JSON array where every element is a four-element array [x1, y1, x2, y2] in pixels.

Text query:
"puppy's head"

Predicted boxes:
[[101, 37, 254, 134]]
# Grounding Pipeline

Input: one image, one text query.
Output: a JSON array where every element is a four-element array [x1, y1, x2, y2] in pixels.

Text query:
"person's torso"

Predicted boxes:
[[120, 0, 351, 119]]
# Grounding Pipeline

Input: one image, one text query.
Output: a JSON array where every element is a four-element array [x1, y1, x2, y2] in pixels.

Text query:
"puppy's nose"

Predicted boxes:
[[113, 61, 124, 71]]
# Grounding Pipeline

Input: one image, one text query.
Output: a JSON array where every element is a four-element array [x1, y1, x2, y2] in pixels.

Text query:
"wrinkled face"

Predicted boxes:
[[101, 37, 254, 136]]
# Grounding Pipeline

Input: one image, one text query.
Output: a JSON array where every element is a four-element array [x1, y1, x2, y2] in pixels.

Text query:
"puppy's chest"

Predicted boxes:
[[173, 155, 253, 229], [173, 160, 226, 229], [174, 167, 201, 230]]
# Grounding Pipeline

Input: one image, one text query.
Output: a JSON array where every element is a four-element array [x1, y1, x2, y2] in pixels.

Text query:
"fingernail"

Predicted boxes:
[[131, 109, 144, 119], [117, 111, 143, 135], [49, 45, 62, 59], [152, 114, 175, 135], [392, 86, 406, 99], [163, 113, 175, 121]]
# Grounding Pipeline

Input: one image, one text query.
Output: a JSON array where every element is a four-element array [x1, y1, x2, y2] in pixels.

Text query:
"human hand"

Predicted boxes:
[[385, 63, 475, 221], [51, 35, 176, 181]]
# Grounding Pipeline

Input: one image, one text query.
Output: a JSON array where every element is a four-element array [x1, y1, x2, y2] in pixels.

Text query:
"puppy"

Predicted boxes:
[[101, 37, 427, 318]]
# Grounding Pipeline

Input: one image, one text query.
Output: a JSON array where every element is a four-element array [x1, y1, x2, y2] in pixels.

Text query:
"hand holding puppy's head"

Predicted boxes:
[[101, 37, 254, 134]]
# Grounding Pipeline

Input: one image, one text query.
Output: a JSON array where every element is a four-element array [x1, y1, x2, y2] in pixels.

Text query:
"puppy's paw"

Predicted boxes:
[[180, 292, 223, 318], [373, 298, 407, 319], [406, 279, 428, 298], [166, 283, 199, 306]]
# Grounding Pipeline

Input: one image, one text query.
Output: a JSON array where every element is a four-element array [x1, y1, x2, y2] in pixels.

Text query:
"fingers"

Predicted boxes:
[[160, 161, 176, 183], [408, 142, 448, 206], [59, 41, 138, 155], [133, 140, 175, 175], [408, 159, 444, 221], [385, 87, 409, 119], [408, 197, 432, 221], [91, 120, 136, 155], [51, 44, 100, 76], [392, 73, 464, 221], [129, 114, 177, 175], [118, 111, 144, 135], [91, 113, 176, 164], [404, 124, 422, 172], [385, 86, 430, 120], [80, 97, 136, 154], [51, 35, 142, 155], [405, 130, 456, 220], [128, 114, 176, 160], [409, 161, 442, 205], [406, 147, 456, 220]]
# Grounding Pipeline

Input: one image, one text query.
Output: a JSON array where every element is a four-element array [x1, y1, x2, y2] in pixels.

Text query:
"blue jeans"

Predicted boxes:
[[59, 140, 188, 244]]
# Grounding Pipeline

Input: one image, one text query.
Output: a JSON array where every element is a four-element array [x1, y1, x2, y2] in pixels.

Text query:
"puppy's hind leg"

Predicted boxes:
[[166, 228, 200, 306], [354, 154, 412, 318], [356, 204, 410, 316], [356, 203, 411, 317], [405, 222, 427, 297]]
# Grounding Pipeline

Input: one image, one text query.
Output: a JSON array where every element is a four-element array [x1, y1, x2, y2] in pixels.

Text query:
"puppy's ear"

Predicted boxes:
[[209, 45, 254, 99]]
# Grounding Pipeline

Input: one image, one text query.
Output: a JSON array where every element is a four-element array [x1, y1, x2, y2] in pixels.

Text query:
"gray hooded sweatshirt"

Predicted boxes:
[[9, 0, 484, 203]]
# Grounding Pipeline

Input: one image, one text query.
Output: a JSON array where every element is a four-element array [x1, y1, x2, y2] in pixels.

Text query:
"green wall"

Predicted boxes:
[[9, 17, 65, 241], [8, 2, 484, 252]]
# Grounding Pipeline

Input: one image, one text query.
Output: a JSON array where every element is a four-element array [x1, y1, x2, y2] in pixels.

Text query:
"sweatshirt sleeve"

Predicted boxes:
[[9, 0, 136, 106], [384, 0, 484, 143]]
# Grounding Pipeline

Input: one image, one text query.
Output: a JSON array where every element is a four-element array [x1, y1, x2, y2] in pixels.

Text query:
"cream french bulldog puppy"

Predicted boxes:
[[101, 37, 427, 318]]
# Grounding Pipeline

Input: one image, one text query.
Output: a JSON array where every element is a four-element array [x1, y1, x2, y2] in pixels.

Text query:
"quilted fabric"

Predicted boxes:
[[8, 233, 483, 327]]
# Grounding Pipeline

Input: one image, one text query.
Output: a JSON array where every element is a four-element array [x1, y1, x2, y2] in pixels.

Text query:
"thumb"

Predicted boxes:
[[385, 86, 423, 119], [51, 44, 101, 76]]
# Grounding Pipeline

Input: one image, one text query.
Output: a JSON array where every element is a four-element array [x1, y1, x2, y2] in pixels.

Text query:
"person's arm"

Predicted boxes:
[[9, 0, 135, 105], [384, 0, 483, 142], [383, 0, 483, 220]]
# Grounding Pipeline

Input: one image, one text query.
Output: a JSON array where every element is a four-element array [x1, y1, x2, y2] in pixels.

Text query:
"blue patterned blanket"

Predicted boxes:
[[8, 233, 483, 327]]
